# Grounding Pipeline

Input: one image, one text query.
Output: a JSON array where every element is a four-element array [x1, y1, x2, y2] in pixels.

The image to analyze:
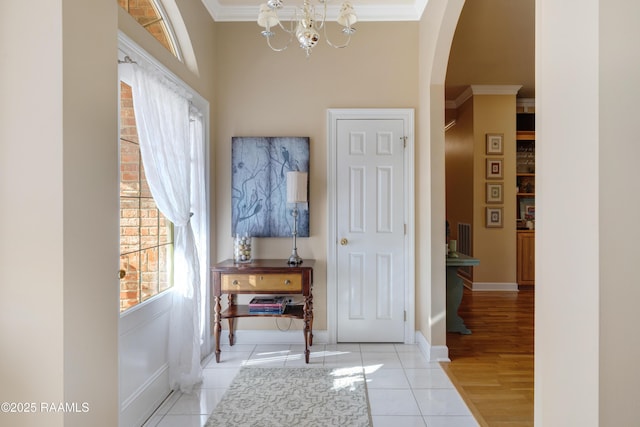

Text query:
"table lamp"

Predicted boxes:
[[286, 171, 308, 265]]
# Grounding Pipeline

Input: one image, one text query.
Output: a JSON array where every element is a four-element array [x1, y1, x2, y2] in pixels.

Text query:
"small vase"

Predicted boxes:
[[234, 234, 253, 263]]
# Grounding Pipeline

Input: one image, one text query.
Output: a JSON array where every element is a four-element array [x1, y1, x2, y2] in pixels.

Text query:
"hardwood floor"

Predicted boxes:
[[441, 287, 534, 427]]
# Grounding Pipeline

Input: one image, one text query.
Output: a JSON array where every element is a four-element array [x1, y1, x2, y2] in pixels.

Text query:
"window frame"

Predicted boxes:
[[118, 0, 183, 61]]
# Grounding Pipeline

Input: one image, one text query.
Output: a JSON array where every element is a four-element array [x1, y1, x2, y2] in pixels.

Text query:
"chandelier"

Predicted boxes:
[[257, 0, 357, 57]]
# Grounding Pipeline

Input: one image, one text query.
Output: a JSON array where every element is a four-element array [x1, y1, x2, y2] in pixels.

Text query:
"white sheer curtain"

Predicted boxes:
[[131, 66, 203, 393], [189, 107, 210, 355]]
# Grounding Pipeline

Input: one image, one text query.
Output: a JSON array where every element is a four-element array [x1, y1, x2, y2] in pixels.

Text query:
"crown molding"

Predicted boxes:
[[516, 98, 535, 108], [469, 84, 522, 96], [201, 0, 428, 22], [446, 85, 524, 109], [444, 100, 459, 109], [447, 86, 473, 109]]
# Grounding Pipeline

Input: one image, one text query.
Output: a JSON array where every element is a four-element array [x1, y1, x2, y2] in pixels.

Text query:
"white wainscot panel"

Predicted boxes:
[[119, 291, 172, 426]]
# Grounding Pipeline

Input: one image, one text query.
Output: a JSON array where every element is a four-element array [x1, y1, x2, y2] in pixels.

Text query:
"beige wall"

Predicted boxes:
[[1, 3, 67, 426], [599, 2, 640, 424], [536, 0, 600, 420], [1, 1, 119, 426], [536, 0, 640, 425], [472, 94, 517, 284], [212, 21, 419, 331], [0, 0, 216, 426], [445, 93, 518, 286], [445, 92, 518, 285], [62, 0, 120, 424], [445, 99, 474, 242]]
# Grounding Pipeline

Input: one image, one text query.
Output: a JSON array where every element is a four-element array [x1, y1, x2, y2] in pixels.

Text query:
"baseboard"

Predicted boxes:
[[120, 363, 170, 427], [467, 281, 519, 291], [218, 329, 329, 346], [415, 331, 450, 362]]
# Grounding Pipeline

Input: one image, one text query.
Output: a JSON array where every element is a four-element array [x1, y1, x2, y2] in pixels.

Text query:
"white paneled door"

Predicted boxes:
[[336, 119, 406, 342]]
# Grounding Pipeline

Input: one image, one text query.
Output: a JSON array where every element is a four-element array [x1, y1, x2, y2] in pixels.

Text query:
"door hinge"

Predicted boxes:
[[404, 224, 407, 235], [404, 310, 407, 321]]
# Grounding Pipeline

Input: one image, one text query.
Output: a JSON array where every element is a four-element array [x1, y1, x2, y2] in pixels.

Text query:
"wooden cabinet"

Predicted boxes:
[[517, 231, 535, 286], [211, 259, 315, 363], [516, 131, 535, 287]]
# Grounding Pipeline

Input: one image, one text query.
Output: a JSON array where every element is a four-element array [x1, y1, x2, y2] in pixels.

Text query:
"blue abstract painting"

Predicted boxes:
[[231, 137, 310, 237]]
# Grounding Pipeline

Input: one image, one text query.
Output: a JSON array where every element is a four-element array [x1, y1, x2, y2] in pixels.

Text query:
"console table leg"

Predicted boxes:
[[303, 327, 310, 364], [228, 318, 235, 346], [303, 294, 312, 363], [227, 294, 236, 345], [214, 295, 221, 363], [309, 293, 314, 346]]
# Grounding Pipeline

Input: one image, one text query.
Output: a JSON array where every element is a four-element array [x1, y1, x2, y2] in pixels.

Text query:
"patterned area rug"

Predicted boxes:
[[205, 367, 372, 427]]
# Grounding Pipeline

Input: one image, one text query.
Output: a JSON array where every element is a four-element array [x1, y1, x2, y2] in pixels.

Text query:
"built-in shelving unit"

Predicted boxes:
[[516, 130, 535, 225], [516, 130, 535, 287]]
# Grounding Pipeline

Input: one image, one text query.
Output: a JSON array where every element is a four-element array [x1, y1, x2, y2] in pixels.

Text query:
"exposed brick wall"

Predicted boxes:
[[119, 83, 173, 312]]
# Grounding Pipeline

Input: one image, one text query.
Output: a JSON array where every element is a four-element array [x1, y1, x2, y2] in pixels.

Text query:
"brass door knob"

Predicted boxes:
[[340, 238, 348, 246], [119, 269, 126, 279]]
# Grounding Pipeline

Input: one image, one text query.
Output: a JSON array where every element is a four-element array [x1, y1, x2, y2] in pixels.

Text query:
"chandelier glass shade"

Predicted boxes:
[[257, 0, 357, 57]]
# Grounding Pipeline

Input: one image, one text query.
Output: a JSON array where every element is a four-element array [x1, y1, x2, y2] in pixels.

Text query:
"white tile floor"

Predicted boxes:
[[143, 343, 478, 427]]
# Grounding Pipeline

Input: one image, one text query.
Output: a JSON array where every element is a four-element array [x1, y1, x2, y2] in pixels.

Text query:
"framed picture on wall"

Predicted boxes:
[[486, 207, 503, 228], [486, 133, 504, 155], [231, 136, 310, 237], [486, 182, 503, 204], [486, 158, 503, 179]]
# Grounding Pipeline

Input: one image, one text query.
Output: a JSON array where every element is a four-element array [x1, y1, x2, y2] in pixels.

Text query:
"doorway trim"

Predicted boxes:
[[326, 108, 415, 344]]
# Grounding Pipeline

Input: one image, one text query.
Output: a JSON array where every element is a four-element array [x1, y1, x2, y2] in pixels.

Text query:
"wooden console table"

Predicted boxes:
[[446, 253, 480, 334], [211, 259, 314, 363]]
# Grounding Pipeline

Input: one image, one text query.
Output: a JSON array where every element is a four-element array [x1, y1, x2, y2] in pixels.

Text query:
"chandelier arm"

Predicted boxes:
[[321, 0, 354, 49], [315, 1, 327, 30], [265, 35, 291, 52], [323, 24, 354, 49], [263, 15, 295, 52], [276, 12, 296, 34]]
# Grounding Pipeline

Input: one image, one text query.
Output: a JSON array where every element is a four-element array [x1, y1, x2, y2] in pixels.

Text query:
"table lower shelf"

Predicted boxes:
[[215, 303, 313, 363], [220, 304, 305, 319]]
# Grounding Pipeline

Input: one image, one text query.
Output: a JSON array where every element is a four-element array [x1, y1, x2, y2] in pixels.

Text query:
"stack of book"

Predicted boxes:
[[248, 296, 287, 314]]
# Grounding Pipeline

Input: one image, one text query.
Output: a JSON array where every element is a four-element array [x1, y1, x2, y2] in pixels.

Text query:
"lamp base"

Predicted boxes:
[[287, 253, 303, 265], [287, 204, 303, 265]]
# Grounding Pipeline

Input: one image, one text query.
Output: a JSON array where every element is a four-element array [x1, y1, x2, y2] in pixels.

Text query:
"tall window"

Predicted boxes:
[[119, 82, 174, 312], [118, 0, 181, 60]]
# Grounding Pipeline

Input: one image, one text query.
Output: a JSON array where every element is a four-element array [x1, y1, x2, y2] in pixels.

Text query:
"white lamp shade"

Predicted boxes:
[[337, 2, 357, 27], [286, 171, 308, 203], [258, 4, 280, 28]]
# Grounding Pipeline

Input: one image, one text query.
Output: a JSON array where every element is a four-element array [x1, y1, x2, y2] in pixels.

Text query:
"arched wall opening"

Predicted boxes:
[[416, 0, 465, 358]]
